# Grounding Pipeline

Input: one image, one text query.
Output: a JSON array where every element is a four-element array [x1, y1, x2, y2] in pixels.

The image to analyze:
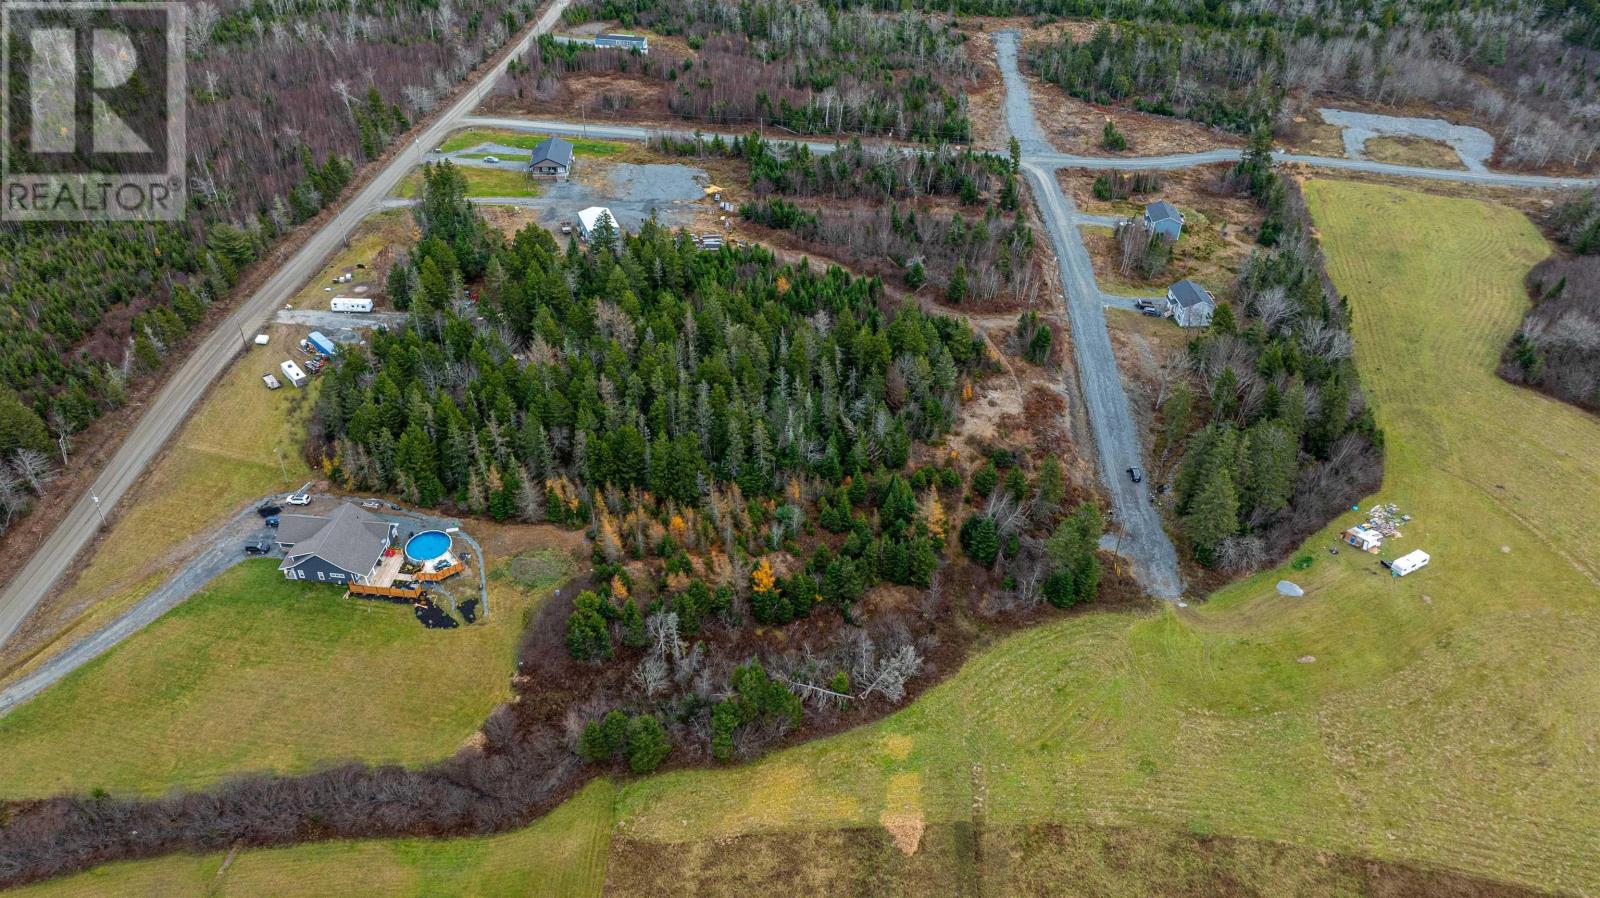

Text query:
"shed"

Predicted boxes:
[[594, 33, 649, 54], [1342, 525, 1383, 553], [308, 331, 338, 357], [1391, 549, 1431, 577], [1143, 200, 1185, 241], [1165, 279, 1216, 328], [528, 136, 574, 180], [577, 206, 617, 240]]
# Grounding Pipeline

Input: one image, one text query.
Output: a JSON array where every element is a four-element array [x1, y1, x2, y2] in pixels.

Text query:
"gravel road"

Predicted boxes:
[[992, 30, 1183, 597], [0, 0, 575, 651]]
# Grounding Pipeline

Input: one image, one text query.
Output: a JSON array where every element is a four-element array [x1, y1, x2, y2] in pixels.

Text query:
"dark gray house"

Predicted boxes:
[[1143, 200, 1185, 241], [1165, 279, 1217, 328], [594, 33, 648, 54], [277, 504, 397, 585], [528, 136, 574, 181]]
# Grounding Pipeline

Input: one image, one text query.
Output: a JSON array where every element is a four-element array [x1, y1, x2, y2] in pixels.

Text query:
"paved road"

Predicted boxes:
[[0, 0, 574, 651]]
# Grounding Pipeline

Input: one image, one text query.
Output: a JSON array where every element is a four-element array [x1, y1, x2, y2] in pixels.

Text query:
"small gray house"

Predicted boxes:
[[1143, 200, 1185, 241], [528, 136, 574, 181], [1166, 279, 1217, 328], [594, 33, 648, 54], [277, 504, 397, 585]]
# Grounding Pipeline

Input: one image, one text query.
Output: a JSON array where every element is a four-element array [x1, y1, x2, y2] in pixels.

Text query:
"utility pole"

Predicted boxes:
[[90, 494, 107, 529], [275, 446, 288, 484]]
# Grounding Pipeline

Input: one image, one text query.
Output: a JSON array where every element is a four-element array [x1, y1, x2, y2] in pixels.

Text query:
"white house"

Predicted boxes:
[[1165, 279, 1216, 328], [577, 206, 617, 241]]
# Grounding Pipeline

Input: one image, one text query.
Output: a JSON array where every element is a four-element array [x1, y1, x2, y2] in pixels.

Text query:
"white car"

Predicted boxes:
[[482, 155, 499, 164], [286, 492, 311, 506]]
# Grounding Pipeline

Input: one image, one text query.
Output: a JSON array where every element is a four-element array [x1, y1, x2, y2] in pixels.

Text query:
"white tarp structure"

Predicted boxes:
[[1391, 549, 1431, 577], [1275, 580, 1305, 597], [1342, 525, 1383, 553], [577, 206, 616, 240]]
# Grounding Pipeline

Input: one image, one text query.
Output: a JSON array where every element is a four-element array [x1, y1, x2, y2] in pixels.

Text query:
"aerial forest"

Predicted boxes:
[[0, 0, 541, 539]]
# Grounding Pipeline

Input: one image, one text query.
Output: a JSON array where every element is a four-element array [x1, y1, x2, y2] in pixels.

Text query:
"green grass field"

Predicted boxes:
[[15, 181, 1600, 895], [395, 166, 544, 199], [437, 128, 625, 157], [0, 549, 572, 798]]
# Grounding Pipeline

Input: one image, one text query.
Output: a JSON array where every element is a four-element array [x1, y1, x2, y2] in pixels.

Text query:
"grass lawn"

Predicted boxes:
[[0, 547, 573, 798], [15, 181, 1600, 895], [437, 128, 626, 157], [7, 780, 617, 898], [395, 166, 543, 199], [1363, 136, 1466, 170]]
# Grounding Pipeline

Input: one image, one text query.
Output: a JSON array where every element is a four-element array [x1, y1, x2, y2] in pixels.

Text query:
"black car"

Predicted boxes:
[[243, 539, 273, 556], [257, 503, 283, 518], [1127, 466, 1144, 483], [1140, 306, 1163, 318]]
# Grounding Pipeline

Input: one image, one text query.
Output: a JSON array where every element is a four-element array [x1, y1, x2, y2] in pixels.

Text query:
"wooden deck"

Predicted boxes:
[[349, 551, 422, 598], [417, 560, 464, 582]]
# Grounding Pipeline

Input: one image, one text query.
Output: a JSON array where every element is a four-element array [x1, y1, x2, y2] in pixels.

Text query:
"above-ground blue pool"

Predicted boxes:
[[405, 530, 453, 564]]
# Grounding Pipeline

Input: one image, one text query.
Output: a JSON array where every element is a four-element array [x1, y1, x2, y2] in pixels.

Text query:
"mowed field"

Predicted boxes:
[[14, 181, 1600, 895], [0, 547, 573, 798]]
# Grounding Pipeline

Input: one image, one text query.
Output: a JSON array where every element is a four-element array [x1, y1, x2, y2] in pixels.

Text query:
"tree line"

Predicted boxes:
[[1166, 140, 1384, 570], [1502, 189, 1600, 411]]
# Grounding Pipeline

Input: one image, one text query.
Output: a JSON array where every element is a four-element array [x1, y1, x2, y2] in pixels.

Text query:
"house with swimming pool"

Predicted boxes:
[[276, 504, 464, 597]]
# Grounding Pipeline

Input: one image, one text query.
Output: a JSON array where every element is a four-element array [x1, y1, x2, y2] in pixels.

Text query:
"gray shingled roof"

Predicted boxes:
[[1168, 279, 1215, 309], [278, 505, 393, 576], [1145, 200, 1182, 224], [596, 33, 648, 47], [530, 136, 574, 169]]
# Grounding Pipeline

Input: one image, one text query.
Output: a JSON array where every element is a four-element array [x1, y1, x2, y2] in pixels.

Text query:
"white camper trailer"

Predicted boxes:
[[280, 360, 308, 388], [1390, 549, 1431, 577], [331, 296, 373, 313]]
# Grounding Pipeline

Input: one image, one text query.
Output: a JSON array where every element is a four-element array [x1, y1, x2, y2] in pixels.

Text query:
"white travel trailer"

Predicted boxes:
[[280, 360, 308, 388], [1391, 549, 1431, 577], [331, 296, 374, 313]]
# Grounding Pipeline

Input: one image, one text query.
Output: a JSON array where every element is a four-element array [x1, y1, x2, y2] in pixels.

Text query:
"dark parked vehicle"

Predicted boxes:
[[257, 503, 282, 518], [1127, 466, 1144, 483], [243, 539, 272, 556], [265, 515, 280, 528], [1140, 306, 1162, 317]]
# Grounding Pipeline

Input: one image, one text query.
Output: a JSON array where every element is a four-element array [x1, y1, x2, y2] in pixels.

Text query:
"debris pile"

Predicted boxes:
[[1361, 502, 1412, 539]]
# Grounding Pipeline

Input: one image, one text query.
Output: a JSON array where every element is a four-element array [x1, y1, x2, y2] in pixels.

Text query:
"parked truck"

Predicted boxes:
[[331, 296, 373, 313], [280, 360, 308, 388], [307, 331, 337, 357]]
